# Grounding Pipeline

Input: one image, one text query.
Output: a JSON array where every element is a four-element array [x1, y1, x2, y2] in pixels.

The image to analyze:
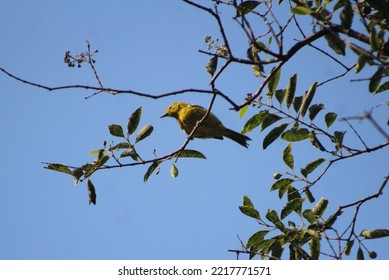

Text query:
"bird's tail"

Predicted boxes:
[[223, 128, 251, 148]]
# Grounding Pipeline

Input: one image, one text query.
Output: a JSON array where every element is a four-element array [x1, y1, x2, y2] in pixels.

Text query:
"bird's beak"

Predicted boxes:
[[160, 113, 169, 118]]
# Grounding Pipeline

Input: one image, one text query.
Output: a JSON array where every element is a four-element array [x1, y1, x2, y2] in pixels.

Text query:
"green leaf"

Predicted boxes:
[[345, 239, 354, 256], [144, 160, 161, 182], [270, 178, 294, 191], [265, 210, 278, 223], [309, 131, 326, 152], [375, 81, 389, 94], [301, 158, 326, 178], [83, 163, 96, 178], [87, 179, 97, 205], [285, 74, 297, 109], [94, 149, 104, 161], [281, 127, 310, 142], [306, 228, 319, 238], [289, 245, 300, 260], [176, 149, 207, 159], [292, 96, 303, 113], [89, 149, 102, 157], [206, 56, 218, 77], [325, 112, 337, 129], [92, 149, 109, 167], [283, 143, 294, 169], [261, 113, 282, 131], [333, 0, 345, 12], [305, 188, 316, 203], [270, 240, 284, 260], [275, 89, 286, 104], [312, 197, 329, 218], [72, 168, 83, 184], [242, 194, 255, 208], [135, 124, 154, 143], [263, 123, 289, 149], [127, 107, 142, 136], [120, 149, 138, 161], [355, 54, 367, 74], [278, 182, 290, 199], [292, 243, 311, 260], [308, 104, 325, 121], [109, 124, 125, 138], [100, 155, 110, 165], [302, 209, 316, 224], [334, 130, 346, 151], [369, 66, 384, 93], [325, 32, 346, 55], [239, 104, 249, 119], [281, 198, 305, 220], [360, 229, 389, 239], [241, 111, 268, 133], [357, 247, 364, 260], [340, 0, 353, 29], [300, 82, 318, 117], [287, 185, 301, 202], [110, 142, 131, 151], [268, 67, 281, 94], [266, 210, 287, 233], [47, 164, 73, 176], [170, 163, 179, 178], [369, 27, 380, 51], [94, 154, 109, 168], [246, 230, 269, 248], [325, 210, 343, 228], [249, 239, 274, 260], [348, 41, 373, 58], [309, 236, 321, 260], [291, 6, 313, 15], [239, 205, 260, 219], [234, 1, 261, 18]]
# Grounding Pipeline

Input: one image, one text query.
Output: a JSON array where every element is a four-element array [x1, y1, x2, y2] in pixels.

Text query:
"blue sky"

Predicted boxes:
[[0, 1, 388, 260]]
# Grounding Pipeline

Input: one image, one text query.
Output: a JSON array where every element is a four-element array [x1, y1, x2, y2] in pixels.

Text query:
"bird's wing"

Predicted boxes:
[[177, 104, 225, 139], [181, 105, 222, 128]]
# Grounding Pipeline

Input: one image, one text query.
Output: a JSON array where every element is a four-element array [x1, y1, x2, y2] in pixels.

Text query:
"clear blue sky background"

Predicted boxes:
[[0, 1, 388, 260]]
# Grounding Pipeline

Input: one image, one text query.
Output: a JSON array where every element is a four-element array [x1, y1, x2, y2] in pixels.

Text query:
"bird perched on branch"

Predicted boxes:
[[161, 101, 251, 148]]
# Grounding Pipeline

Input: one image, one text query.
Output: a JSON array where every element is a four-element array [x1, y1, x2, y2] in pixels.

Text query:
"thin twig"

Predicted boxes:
[[0, 66, 240, 106], [366, 112, 389, 141], [317, 66, 355, 87], [339, 174, 389, 240], [309, 43, 352, 71], [86, 41, 104, 89], [341, 117, 369, 149], [309, 142, 389, 187]]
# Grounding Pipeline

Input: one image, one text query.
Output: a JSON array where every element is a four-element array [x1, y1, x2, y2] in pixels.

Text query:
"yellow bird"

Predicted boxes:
[[161, 101, 251, 148]]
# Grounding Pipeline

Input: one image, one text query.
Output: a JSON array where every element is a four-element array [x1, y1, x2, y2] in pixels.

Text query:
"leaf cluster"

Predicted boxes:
[[47, 106, 206, 204], [241, 73, 343, 154], [290, 0, 389, 94]]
